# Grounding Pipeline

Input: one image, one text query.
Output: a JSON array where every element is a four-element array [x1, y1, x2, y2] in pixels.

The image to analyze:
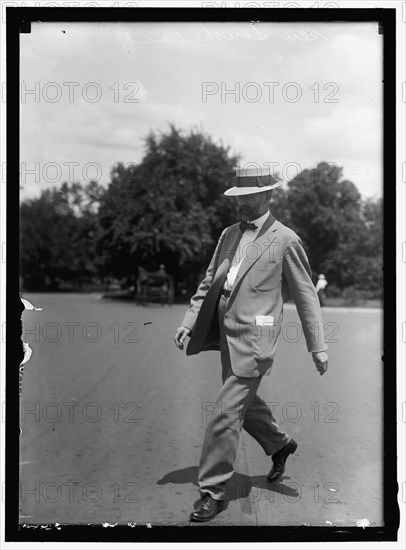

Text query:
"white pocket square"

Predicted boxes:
[[255, 315, 274, 326]]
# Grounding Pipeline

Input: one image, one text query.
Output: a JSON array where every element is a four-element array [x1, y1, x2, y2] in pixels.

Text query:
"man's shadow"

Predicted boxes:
[[157, 466, 299, 512]]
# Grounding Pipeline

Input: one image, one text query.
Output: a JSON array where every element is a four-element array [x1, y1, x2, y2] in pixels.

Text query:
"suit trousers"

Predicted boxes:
[[197, 292, 291, 501]]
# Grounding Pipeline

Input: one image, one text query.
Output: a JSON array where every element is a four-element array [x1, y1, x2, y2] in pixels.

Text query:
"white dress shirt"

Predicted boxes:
[[224, 210, 270, 291]]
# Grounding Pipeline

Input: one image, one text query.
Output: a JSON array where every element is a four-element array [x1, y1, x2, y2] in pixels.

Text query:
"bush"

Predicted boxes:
[[341, 286, 370, 306], [323, 283, 341, 298]]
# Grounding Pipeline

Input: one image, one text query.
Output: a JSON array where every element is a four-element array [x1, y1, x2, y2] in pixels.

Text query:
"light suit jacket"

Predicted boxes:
[[181, 213, 328, 377]]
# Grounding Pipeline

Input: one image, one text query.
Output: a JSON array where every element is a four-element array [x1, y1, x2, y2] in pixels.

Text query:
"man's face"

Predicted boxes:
[[236, 191, 270, 221]]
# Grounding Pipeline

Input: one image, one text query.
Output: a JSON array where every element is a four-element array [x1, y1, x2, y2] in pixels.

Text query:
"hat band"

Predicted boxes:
[[236, 174, 275, 188]]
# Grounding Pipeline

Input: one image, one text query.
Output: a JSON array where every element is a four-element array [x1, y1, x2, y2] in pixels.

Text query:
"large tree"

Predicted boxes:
[[98, 124, 239, 290], [284, 162, 382, 297]]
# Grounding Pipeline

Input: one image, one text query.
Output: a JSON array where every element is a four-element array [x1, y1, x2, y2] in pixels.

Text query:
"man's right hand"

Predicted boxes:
[[174, 326, 192, 350]]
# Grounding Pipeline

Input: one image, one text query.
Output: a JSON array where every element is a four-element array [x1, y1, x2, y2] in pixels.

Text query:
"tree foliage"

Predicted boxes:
[[20, 181, 104, 290], [20, 127, 382, 299], [279, 162, 382, 297], [97, 124, 239, 287]]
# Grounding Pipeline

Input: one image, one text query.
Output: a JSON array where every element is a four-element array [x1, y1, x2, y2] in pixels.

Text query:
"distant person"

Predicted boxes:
[[156, 264, 170, 305], [174, 166, 328, 522], [315, 274, 328, 307], [157, 264, 167, 278], [137, 266, 149, 305]]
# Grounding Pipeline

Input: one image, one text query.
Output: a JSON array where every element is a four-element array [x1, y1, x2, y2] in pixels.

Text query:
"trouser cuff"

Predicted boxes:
[[199, 488, 225, 501]]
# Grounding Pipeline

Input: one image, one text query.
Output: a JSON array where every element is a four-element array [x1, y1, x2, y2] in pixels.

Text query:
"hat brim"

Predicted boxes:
[[224, 180, 284, 196]]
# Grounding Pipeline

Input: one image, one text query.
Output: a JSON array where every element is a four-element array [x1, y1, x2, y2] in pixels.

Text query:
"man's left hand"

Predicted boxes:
[[312, 351, 328, 376]]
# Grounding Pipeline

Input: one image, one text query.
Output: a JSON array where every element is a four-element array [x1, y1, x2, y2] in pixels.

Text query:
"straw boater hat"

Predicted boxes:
[[224, 166, 283, 196]]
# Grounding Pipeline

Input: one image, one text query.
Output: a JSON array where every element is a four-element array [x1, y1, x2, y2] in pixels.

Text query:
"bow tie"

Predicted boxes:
[[239, 220, 258, 232]]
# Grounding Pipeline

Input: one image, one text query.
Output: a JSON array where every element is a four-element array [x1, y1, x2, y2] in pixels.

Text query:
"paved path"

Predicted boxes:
[[19, 293, 383, 527]]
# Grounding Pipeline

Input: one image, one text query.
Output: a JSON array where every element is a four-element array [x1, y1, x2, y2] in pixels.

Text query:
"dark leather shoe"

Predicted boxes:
[[190, 493, 224, 522], [267, 438, 298, 483]]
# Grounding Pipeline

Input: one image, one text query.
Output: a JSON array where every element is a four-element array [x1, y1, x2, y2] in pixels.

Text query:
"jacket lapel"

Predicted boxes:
[[220, 225, 243, 266], [228, 213, 278, 302]]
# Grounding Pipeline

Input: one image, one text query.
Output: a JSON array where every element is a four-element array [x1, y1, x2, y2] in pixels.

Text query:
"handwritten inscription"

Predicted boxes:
[[122, 25, 327, 48]]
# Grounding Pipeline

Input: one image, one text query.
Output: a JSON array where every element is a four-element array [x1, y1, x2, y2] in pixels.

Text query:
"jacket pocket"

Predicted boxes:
[[252, 323, 279, 361]]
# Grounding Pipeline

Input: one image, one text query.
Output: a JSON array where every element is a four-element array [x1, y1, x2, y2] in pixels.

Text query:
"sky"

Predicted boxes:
[[20, 20, 383, 200]]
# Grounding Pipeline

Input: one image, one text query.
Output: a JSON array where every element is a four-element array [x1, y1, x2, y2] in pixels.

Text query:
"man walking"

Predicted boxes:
[[174, 167, 328, 522]]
